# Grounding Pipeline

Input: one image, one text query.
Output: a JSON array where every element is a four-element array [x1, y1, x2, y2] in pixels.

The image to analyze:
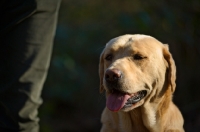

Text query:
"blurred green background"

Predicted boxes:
[[39, 0, 200, 131]]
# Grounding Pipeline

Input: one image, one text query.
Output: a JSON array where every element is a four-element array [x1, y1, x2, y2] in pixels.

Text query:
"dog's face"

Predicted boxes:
[[99, 35, 176, 112]]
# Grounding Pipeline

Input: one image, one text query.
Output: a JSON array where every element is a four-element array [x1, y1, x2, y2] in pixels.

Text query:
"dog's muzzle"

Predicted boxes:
[[104, 68, 123, 91], [105, 68, 122, 82]]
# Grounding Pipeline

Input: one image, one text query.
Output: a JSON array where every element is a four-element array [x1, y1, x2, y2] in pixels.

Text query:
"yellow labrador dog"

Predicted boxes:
[[99, 34, 184, 132]]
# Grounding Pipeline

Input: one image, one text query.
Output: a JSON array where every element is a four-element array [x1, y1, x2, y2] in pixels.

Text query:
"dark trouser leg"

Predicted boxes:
[[0, 0, 61, 131]]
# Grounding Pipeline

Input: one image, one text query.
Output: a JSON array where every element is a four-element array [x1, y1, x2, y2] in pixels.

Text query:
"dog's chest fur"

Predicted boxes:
[[119, 109, 149, 132], [102, 107, 150, 132]]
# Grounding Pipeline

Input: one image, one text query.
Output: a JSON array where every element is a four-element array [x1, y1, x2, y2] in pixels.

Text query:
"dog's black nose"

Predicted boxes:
[[105, 69, 122, 82]]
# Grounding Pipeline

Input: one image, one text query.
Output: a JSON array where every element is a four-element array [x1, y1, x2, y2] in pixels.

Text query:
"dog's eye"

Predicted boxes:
[[105, 54, 113, 61], [133, 54, 146, 60]]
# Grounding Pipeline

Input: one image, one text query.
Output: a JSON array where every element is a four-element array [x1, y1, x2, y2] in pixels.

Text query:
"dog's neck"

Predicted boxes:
[[139, 86, 172, 132]]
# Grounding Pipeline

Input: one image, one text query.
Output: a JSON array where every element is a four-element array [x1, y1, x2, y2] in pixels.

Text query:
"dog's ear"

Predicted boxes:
[[163, 44, 176, 93], [99, 49, 105, 93]]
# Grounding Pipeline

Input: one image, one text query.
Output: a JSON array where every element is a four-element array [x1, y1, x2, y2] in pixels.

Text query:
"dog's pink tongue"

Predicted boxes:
[[106, 92, 131, 112]]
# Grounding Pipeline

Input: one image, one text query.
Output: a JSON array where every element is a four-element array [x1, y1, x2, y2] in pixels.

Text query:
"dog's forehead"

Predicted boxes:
[[105, 34, 163, 54]]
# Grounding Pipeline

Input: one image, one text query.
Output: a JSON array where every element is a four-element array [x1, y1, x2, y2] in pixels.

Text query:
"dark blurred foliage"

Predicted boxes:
[[39, 0, 200, 131]]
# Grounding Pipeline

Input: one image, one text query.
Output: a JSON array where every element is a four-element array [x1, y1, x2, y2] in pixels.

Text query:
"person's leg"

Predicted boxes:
[[0, 0, 61, 131]]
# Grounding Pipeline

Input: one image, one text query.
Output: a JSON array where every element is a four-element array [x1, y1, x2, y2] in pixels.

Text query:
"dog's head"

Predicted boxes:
[[99, 34, 176, 112]]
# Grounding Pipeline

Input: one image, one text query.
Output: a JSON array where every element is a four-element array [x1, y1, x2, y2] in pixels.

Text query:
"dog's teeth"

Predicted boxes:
[[132, 97, 140, 103], [124, 104, 132, 108], [126, 91, 147, 105]]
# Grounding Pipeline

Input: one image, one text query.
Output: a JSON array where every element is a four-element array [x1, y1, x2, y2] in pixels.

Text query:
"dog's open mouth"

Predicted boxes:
[[106, 90, 147, 112]]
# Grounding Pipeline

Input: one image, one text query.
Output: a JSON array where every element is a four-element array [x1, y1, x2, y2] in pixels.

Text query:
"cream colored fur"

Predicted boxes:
[[99, 34, 184, 132]]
